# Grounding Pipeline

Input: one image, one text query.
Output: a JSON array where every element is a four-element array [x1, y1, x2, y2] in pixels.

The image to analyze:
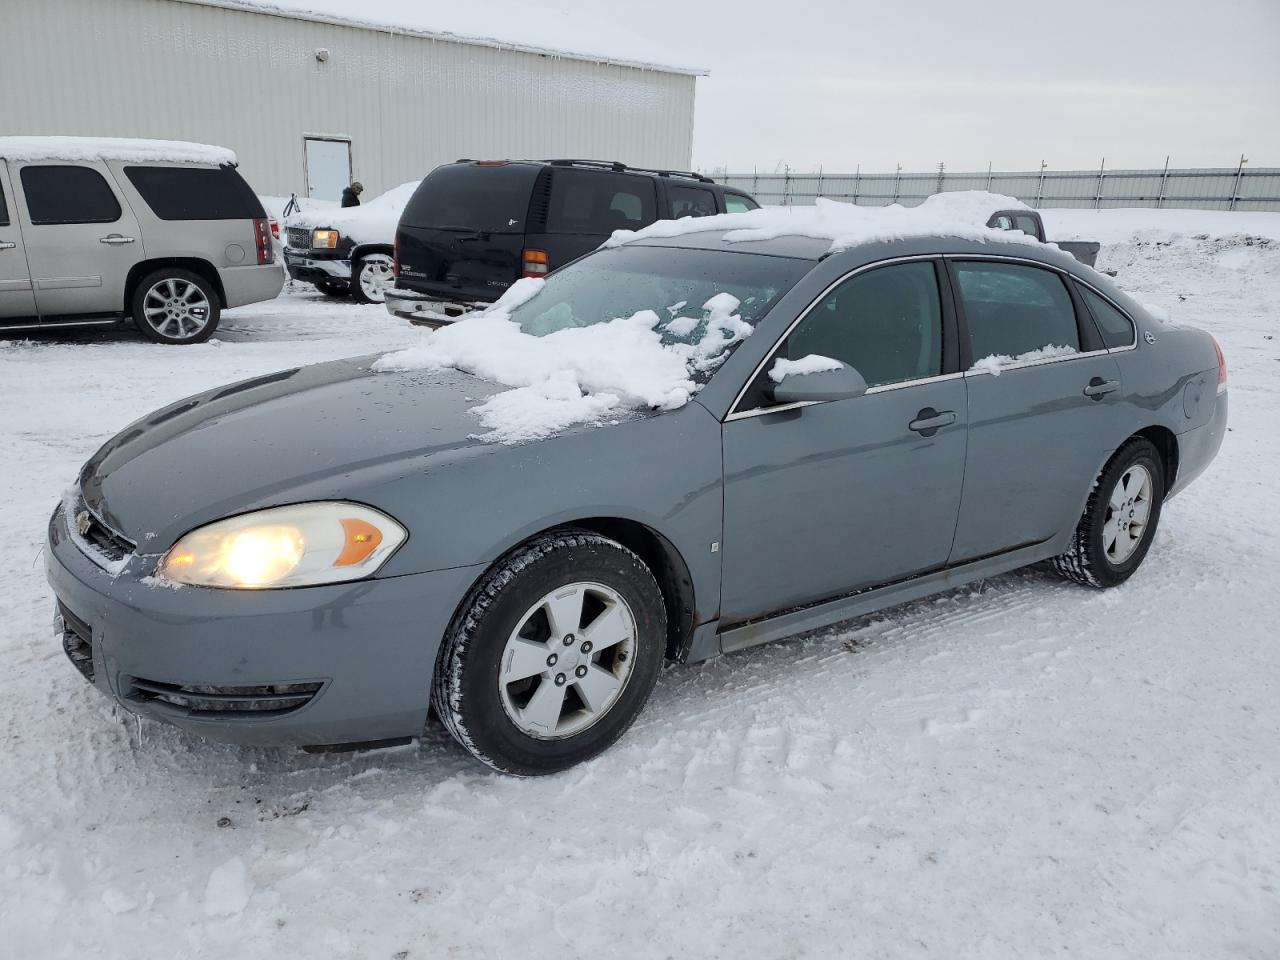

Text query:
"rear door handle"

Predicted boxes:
[[1083, 377, 1120, 399], [99, 235, 136, 245], [0, 241, 15, 250], [909, 408, 957, 436]]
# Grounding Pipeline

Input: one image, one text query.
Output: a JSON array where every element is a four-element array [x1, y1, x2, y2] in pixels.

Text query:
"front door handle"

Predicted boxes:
[[909, 408, 957, 436], [1083, 377, 1120, 399], [0, 241, 15, 250], [99, 234, 136, 245]]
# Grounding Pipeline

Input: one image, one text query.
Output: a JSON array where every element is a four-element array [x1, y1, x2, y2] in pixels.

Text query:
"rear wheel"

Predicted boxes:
[[352, 253, 394, 303], [432, 530, 666, 775], [131, 269, 220, 344], [1051, 437, 1165, 588]]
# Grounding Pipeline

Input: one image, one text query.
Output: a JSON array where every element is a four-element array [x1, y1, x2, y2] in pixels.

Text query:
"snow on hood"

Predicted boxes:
[[606, 192, 1037, 254], [285, 181, 421, 245], [0, 136, 236, 165], [373, 279, 752, 444]]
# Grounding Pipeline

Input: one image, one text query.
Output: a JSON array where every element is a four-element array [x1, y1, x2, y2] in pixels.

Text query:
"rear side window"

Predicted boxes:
[[401, 163, 540, 234], [546, 169, 656, 234], [20, 165, 121, 225], [724, 194, 758, 214], [669, 185, 718, 219], [954, 262, 1080, 362], [124, 165, 264, 220], [0, 181, 8, 226], [1013, 215, 1041, 238], [1079, 285, 1136, 348]]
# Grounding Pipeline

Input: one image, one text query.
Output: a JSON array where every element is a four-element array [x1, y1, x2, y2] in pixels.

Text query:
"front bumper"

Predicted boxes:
[[384, 288, 485, 328], [45, 503, 484, 747], [283, 248, 352, 286]]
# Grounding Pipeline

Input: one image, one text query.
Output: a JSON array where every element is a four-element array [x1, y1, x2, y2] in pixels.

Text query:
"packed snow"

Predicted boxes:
[[283, 180, 420, 245], [970, 343, 1079, 375], [0, 136, 236, 165], [2, 214, 1279, 958], [769, 353, 844, 382]]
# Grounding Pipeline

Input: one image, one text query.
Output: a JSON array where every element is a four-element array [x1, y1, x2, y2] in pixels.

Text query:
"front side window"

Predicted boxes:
[[20, 165, 121, 225], [1079, 285, 1136, 349], [669, 186, 719, 219], [954, 262, 1079, 363], [780, 261, 944, 389], [724, 194, 759, 214], [546, 170, 656, 234], [124, 165, 264, 220]]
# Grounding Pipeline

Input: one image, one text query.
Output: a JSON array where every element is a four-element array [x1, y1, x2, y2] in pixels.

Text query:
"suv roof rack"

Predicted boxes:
[[544, 158, 715, 184]]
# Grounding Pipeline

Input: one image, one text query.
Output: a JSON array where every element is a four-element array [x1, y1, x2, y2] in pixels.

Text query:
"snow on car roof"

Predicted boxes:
[[607, 192, 1039, 255], [174, 0, 707, 76], [0, 136, 237, 165]]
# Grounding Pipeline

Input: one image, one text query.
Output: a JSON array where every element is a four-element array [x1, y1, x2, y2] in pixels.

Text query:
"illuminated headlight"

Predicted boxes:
[[160, 502, 406, 589], [312, 228, 340, 249]]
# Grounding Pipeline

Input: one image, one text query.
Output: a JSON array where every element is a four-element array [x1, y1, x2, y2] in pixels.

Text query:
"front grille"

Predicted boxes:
[[79, 509, 134, 563], [286, 227, 311, 250], [59, 602, 95, 682], [127, 678, 324, 719]]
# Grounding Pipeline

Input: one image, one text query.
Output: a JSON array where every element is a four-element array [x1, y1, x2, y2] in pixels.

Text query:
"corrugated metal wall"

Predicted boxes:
[[717, 166, 1280, 212], [0, 0, 698, 198]]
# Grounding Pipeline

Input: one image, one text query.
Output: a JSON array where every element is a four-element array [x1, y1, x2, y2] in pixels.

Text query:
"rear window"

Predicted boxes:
[[546, 169, 657, 235], [669, 185, 718, 219], [20, 165, 121, 225], [401, 163, 540, 234], [1079, 285, 1136, 348], [124, 165, 264, 220]]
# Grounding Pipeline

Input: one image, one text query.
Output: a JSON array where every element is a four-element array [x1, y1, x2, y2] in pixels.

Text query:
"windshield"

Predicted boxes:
[[505, 245, 809, 375]]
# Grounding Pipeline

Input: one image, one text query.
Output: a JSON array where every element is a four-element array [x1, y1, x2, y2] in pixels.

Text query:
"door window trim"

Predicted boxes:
[[726, 254, 953, 421]]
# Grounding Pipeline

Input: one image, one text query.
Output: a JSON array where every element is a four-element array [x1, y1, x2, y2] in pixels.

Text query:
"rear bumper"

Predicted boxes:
[[1169, 391, 1228, 498], [283, 248, 352, 286], [45, 502, 484, 747], [385, 288, 485, 328], [219, 262, 286, 308]]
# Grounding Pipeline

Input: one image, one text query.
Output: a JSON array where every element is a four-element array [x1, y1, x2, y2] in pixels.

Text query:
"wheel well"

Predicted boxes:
[[562, 519, 698, 662], [351, 244, 393, 265], [1133, 425, 1178, 493], [125, 258, 226, 311]]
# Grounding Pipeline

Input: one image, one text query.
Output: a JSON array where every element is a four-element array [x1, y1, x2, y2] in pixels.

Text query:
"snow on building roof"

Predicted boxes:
[[0, 136, 237, 165], [606, 191, 1039, 254], [172, 0, 708, 76]]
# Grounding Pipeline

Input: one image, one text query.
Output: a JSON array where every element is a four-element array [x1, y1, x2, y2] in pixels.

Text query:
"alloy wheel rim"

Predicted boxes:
[[1104, 464, 1153, 564], [359, 255, 394, 302], [498, 581, 638, 740], [142, 278, 210, 339]]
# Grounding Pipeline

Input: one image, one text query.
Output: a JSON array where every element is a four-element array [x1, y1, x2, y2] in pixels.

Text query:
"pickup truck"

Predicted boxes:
[[986, 208, 1100, 268]]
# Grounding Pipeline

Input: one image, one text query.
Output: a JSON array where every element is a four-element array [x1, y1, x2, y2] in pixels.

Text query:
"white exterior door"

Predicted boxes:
[[304, 138, 352, 201]]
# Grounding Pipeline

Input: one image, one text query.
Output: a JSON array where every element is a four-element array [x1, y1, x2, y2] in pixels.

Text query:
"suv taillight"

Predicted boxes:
[[253, 218, 273, 264], [392, 237, 399, 278], [522, 248, 548, 278], [1213, 335, 1227, 394]]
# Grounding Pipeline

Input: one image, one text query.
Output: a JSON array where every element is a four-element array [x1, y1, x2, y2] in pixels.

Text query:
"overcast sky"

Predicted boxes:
[[290, 0, 1280, 173]]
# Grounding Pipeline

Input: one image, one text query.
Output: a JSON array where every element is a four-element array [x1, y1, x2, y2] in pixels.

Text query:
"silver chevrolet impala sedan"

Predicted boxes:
[[46, 228, 1227, 774]]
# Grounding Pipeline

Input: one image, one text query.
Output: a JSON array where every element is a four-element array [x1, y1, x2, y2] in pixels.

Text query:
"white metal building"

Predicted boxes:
[[2, 0, 703, 201]]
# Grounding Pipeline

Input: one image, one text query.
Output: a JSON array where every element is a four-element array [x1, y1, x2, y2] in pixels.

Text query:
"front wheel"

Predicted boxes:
[[352, 253, 394, 303], [432, 530, 667, 775], [1051, 437, 1165, 588], [131, 269, 220, 344]]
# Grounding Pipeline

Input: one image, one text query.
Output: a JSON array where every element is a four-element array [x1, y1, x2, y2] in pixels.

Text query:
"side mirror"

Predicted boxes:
[[769, 362, 869, 404]]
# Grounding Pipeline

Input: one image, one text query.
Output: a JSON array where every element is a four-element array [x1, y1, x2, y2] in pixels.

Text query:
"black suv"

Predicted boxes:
[[385, 159, 760, 325]]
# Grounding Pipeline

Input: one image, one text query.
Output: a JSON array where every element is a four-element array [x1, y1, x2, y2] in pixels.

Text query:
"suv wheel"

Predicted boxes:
[[132, 269, 220, 344], [353, 253, 394, 303], [1051, 437, 1165, 588], [432, 529, 666, 775]]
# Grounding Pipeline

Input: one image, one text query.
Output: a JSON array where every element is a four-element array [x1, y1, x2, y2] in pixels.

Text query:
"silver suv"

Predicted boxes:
[[0, 137, 283, 344]]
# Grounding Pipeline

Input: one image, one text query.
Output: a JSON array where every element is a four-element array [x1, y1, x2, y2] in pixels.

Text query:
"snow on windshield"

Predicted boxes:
[[373, 278, 755, 444]]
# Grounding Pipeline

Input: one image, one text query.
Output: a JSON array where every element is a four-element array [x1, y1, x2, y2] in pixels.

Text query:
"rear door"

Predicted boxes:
[[0, 163, 38, 321], [523, 167, 659, 270], [13, 161, 143, 318], [395, 162, 539, 302]]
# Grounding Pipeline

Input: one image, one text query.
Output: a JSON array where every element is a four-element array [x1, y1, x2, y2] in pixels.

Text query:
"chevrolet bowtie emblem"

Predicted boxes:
[[75, 510, 92, 537]]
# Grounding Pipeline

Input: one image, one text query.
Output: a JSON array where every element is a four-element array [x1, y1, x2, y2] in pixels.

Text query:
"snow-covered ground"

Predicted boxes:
[[2, 217, 1279, 957]]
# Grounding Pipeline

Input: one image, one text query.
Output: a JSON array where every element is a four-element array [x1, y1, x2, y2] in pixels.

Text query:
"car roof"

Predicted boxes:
[[0, 136, 236, 166], [448, 158, 719, 185]]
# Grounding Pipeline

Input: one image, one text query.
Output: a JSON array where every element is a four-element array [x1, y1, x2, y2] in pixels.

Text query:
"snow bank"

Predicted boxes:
[[607, 192, 1039, 254], [373, 280, 752, 443], [0, 136, 236, 165], [1042, 208, 1280, 244], [284, 181, 420, 245], [769, 354, 843, 382], [971, 344, 1078, 376]]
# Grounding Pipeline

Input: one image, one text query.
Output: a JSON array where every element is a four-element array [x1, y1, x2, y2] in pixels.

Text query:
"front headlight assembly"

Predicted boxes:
[[160, 502, 406, 589], [312, 228, 340, 250]]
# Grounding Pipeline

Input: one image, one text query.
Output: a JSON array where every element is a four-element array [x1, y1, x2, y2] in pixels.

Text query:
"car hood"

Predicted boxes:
[[80, 356, 504, 547]]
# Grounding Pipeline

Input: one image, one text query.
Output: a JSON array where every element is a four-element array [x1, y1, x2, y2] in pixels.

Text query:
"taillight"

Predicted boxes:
[[392, 237, 399, 278], [253, 217, 273, 264], [269, 218, 280, 240], [1213, 336, 1227, 394], [522, 248, 549, 278]]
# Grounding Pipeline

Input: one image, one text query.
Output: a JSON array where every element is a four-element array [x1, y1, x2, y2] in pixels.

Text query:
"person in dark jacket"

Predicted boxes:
[[341, 181, 364, 208]]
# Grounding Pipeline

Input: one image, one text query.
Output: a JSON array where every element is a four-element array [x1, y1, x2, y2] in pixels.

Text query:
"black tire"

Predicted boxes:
[[313, 280, 349, 298], [432, 529, 667, 775], [1051, 437, 1165, 588], [131, 268, 220, 344], [351, 252, 394, 304]]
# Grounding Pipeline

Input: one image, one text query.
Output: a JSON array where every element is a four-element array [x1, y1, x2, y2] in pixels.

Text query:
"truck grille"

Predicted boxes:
[[286, 227, 311, 250], [127, 678, 324, 719], [59, 602, 95, 682]]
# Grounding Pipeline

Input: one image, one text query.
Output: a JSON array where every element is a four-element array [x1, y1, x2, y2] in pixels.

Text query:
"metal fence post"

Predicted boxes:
[[1157, 155, 1169, 209], [936, 161, 945, 197], [853, 164, 861, 206], [1094, 157, 1105, 209], [1230, 153, 1247, 211], [817, 164, 824, 202], [986, 161, 993, 192], [1035, 160, 1046, 208], [893, 163, 901, 205]]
